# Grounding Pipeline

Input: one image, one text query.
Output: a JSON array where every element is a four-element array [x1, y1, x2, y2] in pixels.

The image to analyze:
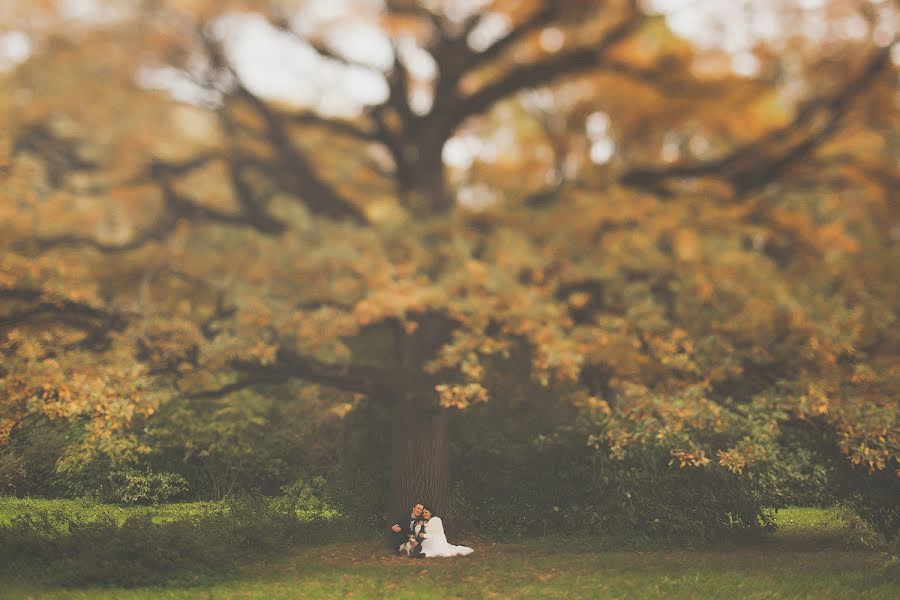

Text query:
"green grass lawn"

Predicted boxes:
[[1, 506, 896, 599]]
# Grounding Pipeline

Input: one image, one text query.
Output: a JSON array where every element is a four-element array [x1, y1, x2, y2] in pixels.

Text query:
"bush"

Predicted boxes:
[[452, 408, 775, 544], [750, 441, 836, 509], [1, 422, 72, 497], [106, 471, 190, 505], [0, 494, 335, 587], [52, 463, 191, 505], [0, 453, 27, 496], [838, 466, 900, 552], [50, 456, 118, 501], [324, 467, 388, 530], [281, 475, 341, 521], [837, 504, 884, 550], [454, 435, 761, 543]]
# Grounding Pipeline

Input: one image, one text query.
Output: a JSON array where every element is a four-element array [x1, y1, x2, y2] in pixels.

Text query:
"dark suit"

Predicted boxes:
[[388, 512, 423, 553]]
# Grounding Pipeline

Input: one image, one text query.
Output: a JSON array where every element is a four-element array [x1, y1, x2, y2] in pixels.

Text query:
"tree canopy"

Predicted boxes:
[[1, 0, 898, 516]]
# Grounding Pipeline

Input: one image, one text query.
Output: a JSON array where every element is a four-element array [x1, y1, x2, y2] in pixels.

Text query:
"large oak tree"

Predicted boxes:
[[1, 0, 897, 519]]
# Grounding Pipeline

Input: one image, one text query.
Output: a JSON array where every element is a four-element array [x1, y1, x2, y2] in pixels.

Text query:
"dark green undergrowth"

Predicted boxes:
[[0, 494, 343, 587], [838, 466, 900, 553]]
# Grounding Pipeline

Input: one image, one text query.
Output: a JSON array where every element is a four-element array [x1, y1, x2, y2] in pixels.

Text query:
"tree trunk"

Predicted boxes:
[[386, 313, 457, 523], [371, 134, 453, 529], [396, 123, 452, 213], [406, 149, 451, 213], [388, 387, 451, 522]]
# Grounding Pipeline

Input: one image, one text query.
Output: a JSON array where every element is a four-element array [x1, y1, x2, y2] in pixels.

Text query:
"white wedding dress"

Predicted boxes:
[[417, 517, 474, 558]]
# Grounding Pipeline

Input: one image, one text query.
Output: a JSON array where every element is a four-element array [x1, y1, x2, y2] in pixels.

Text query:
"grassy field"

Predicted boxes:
[[1, 505, 896, 599]]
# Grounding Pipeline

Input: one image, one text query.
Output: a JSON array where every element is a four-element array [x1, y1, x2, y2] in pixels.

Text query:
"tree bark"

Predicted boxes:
[[386, 313, 457, 523], [391, 116, 454, 214], [388, 388, 451, 521], [403, 145, 451, 213]]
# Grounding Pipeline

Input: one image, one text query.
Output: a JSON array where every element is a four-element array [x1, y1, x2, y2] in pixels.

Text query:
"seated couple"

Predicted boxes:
[[389, 502, 473, 558]]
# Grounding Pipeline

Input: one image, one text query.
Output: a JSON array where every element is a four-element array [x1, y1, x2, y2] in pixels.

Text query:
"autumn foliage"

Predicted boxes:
[[0, 0, 897, 536]]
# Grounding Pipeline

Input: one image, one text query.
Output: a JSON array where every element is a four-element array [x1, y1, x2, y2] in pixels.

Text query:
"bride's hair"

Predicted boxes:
[[422, 503, 435, 515]]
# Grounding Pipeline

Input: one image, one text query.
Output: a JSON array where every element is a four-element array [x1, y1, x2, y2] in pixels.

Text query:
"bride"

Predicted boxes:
[[416, 505, 474, 558]]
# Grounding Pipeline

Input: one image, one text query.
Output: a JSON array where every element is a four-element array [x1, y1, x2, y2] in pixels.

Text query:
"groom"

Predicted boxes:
[[389, 501, 424, 555]]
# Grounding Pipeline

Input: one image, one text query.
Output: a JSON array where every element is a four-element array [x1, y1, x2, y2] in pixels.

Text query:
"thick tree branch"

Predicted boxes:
[[448, 14, 644, 131], [31, 172, 271, 253], [190, 346, 393, 399], [200, 291, 236, 341], [620, 44, 895, 196], [225, 160, 286, 234], [462, 3, 559, 71], [12, 123, 100, 187], [0, 290, 107, 326], [278, 347, 393, 395], [733, 48, 892, 192], [145, 153, 222, 179], [0, 288, 128, 348], [426, 13, 484, 110], [384, 45, 415, 122], [287, 111, 379, 142], [187, 366, 293, 399], [198, 29, 369, 224], [264, 13, 398, 149], [385, 0, 445, 29], [231, 84, 369, 223]]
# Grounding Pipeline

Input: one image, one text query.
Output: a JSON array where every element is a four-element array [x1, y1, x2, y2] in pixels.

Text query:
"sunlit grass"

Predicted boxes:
[[770, 506, 846, 540], [0, 495, 339, 527], [0, 496, 222, 527]]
